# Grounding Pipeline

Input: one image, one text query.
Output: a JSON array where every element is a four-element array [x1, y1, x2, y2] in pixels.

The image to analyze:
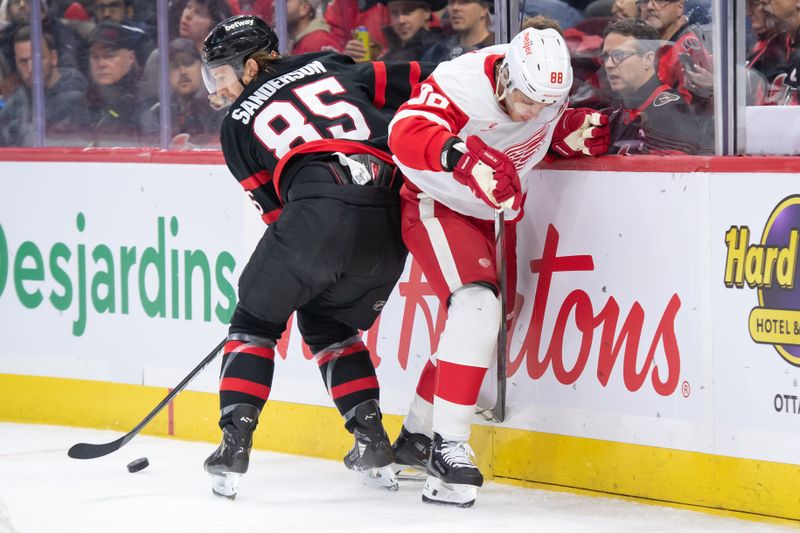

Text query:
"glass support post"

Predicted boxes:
[[30, 0, 45, 147], [157, 0, 172, 149]]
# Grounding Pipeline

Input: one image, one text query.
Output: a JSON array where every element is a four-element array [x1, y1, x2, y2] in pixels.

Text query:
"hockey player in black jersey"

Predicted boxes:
[[200, 14, 433, 499]]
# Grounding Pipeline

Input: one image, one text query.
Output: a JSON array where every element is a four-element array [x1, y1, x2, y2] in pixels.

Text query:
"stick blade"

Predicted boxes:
[[67, 438, 124, 459]]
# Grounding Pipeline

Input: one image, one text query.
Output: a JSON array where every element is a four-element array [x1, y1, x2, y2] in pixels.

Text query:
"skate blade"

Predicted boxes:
[[209, 473, 241, 500], [392, 463, 426, 482], [360, 465, 399, 491], [422, 476, 477, 508]]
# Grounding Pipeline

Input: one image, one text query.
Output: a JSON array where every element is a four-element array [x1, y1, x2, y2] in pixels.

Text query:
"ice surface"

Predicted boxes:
[[0, 423, 793, 533]]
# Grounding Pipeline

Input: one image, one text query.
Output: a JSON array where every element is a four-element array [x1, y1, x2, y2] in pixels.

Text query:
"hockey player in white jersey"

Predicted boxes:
[[387, 27, 609, 507]]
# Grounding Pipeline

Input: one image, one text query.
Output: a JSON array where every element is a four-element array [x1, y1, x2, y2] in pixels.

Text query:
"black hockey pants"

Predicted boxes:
[[217, 160, 407, 428]]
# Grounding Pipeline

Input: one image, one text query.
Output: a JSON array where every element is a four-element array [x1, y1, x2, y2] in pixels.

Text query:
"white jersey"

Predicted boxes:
[[388, 47, 565, 221]]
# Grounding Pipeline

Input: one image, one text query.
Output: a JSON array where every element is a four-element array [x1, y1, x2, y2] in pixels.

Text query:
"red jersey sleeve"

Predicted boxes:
[[388, 77, 470, 172]]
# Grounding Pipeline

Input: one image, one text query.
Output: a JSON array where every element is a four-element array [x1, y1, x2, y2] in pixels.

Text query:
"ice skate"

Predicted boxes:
[[344, 400, 398, 490], [422, 433, 483, 508], [204, 404, 260, 499], [391, 426, 431, 481]]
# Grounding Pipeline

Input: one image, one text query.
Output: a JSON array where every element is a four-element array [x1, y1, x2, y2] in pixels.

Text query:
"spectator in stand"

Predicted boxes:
[[749, 0, 777, 45], [0, 0, 87, 74], [745, 0, 784, 104], [0, 0, 7, 30], [61, 2, 90, 21], [638, 0, 713, 107], [91, 0, 154, 39], [139, 37, 224, 147], [756, 0, 800, 105], [287, 0, 340, 54], [92, 0, 129, 23], [522, 0, 584, 31], [140, 0, 231, 97], [584, 0, 613, 17], [236, 0, 273, 18], [0, 25, 89, 145], [602, 18, 711, 154], [89, 0, 154, 65], [612, 0, 638, 19], [327, 0, 389, 60], [47, 0, 87, 17], [60, 3, 93, 48], [174, 0, 231, 47], [86, 20, 145, 145], [379, 0, 443, 61], [422, 0, 492, 63], [128, 0, 155, 27], [0, 34, 16, 103]]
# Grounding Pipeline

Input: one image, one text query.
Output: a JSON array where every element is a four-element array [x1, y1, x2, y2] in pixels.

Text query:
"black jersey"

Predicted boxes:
[[219, 52, 432, 224], [606, 75, 713, 156]]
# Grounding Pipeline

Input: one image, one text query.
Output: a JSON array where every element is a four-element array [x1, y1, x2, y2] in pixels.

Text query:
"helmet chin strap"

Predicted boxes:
[[494, 62, 510, 110]]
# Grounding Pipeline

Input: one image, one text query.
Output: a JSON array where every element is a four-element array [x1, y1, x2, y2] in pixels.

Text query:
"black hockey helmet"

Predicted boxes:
[[201, 15, 279, 93]]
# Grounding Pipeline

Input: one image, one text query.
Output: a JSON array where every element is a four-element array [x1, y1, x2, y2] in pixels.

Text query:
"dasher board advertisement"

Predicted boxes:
[[2, 162, 711, 455], [711, 174, 800, 465]]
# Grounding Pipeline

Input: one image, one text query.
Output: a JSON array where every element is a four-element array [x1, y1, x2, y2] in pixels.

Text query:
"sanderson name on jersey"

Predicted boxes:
[[230, 60, 328, 125]]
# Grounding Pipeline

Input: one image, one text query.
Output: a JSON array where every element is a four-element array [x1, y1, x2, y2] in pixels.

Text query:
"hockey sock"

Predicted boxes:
[[432, 284, 499, 441], [403, 358, 436, 438], [314, 335, 380, 426], [218, 333, 276, 428]]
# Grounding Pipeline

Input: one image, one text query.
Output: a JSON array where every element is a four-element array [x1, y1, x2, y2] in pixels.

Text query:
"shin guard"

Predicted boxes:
[[218, 333, 276, 427], [314, 336, 380, 421]]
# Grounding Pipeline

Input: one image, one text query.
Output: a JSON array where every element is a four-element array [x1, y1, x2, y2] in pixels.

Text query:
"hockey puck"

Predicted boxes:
[[126, 457, 149, 473]]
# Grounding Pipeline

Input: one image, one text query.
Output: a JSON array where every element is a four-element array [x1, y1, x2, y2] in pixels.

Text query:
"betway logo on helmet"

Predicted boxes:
[[224, 18, 254, 31]]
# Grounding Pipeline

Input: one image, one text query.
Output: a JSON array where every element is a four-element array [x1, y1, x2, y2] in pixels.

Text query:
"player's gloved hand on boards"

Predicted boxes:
[[550, 108, 609, 158], [444, 135, 522, 210]]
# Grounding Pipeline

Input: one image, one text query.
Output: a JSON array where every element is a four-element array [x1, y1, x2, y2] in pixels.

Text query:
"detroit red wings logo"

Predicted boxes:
[[505, 126, 548, 170]]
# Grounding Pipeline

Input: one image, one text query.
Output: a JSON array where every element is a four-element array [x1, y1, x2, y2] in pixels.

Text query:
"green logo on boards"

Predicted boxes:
[[0, 213, 237, 336]]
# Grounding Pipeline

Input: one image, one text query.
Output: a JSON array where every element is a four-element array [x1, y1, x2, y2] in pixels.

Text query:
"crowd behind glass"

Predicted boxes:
[[0, 0, 794, 153]]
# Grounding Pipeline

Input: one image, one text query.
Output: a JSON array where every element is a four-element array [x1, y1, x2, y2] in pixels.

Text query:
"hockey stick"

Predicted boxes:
[[475, 210, 508, 423], [492, 209, 508, 423], [67, 338, 226, 460]]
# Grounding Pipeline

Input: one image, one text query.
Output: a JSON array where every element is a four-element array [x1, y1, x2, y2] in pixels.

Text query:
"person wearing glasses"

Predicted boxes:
[[637, 0, 713, 108], [602, 17, 711, 154]]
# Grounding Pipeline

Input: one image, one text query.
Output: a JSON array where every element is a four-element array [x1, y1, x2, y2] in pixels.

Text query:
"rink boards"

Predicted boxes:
[[0, 151, 798, 521]]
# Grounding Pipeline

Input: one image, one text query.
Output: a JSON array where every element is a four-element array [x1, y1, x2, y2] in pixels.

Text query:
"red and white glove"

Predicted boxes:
[[450, 136, 522, 210], [550, 108, 610, 158]]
